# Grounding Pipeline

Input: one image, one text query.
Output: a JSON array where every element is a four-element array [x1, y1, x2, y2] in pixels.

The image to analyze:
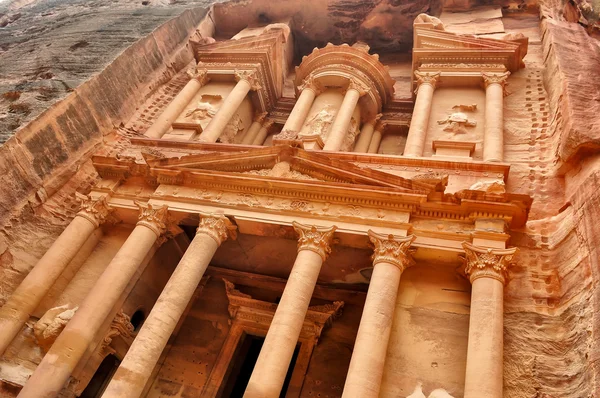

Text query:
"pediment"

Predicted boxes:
[[143, 146, 438, 194]]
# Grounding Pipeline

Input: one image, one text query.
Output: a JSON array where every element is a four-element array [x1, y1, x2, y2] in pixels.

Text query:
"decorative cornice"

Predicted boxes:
[[368, 230, 416, 272], [482, 71, 511, 96], [186, 66, 210, 86], [462, 242, 518, 284], [235, 69, 262, 91], [414, 70, 441, 90], [298, 74, 323, 96], [196, 213, 237, 245], [135, 201, 169, 238], [76, 194, 113, 228], [292, 222, 337, 261]]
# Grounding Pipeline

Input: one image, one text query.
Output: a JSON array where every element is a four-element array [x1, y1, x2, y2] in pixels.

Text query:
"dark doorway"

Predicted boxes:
[[221, 335, 301, 398], [80, 354, 120, 398]]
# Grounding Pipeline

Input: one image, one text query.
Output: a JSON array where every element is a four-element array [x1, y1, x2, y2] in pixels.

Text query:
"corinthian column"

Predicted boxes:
[[462, 242, 518, 398], [0, 195, 111, 356], [367, 122, 384, 154], [145, 66, 210, 139], [404, 71, 440, 157], [244, 222, 336, 398], [199, 70, 261, 143], [342, 231, 415, 398], [102, 213, 236, 398], [241, 112, 268, 144], [482, 72, 510, 162], [252, 119, 274, 145], [323, 79, 369, 152], [281, 75, 322, 135], [18, 203, 170, 398], [353, 114, 382, 153]]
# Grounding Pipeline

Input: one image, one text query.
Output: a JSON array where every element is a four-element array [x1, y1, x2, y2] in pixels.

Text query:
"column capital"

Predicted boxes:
[[253, 111, 268, 124], [235, 69, 262, 91], [369, 113, 383, 126], [186, 65, 210, 86], [262, 119, 275, 130], [462, 242, 518, 284], [368, 230, 416, 272], [196, 213, 237, 245], [482, 71, 511, 96], [76, 194, 113, 228], [298, 74, 323, 95], [347, 78, 370, 97], [292, 222, 337, 261], [135, 201, 169, 238], [414, 70, 441, 90]]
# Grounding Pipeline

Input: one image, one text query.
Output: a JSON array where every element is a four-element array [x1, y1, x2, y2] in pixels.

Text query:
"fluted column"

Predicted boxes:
[[323, 79, 369, 152], [18, 203, 170, 398], [404, 71, 440, 157], [244, 222, 336, 398], [367, 122, 384, 154], [252, 119, 274, 146], [281, 75, 322, 135], [199, 70, 261, 143], [483, 72, 510, 162], [342, 231, 415, 398], [0, 195, 111, 356], [353, 114, 382, 153], [241, 112, 268, 144], [145, 66, 210, 139], [462, 242, 518, 398], [102, 213, 236, 398]]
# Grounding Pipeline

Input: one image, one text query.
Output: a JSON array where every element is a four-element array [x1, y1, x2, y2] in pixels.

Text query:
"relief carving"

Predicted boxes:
[[99, 310, 134, 357], [437, 112, 477, 135], [76, 193, 113, 228], [293, 222, 337, 261], [462, 242, 518, 284], [219, 114, 245, 144], [302, 104, 336, 141], [184, 94, 222, 122], [34, 305, 78, 352]]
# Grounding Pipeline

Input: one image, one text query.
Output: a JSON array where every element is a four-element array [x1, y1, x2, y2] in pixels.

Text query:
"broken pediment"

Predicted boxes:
[[142, 145, 437, 193]]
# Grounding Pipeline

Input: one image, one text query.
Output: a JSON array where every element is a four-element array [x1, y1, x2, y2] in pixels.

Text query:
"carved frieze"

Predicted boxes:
[[462, 242, 518, 284]]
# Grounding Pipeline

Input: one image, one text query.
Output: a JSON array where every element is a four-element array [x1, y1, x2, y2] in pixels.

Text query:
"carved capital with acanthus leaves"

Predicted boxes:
[[482, 71, 511, 96], [186, 65, 210, 86], [235, 69, 262, 91], [462, 242, 518, 285], [135, 201, 170, 238], [347, 78, 370, 97], [293, 222, 337, 261], [298, 74, 323, 95], [196, 213, 237, 246], [76, 194, 113, 228], [253, 111, 268, 124], [414, 70, 441, 90], [368, 230, 416, 272]]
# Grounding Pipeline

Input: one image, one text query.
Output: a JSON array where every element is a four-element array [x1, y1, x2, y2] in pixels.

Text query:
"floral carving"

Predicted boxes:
[[347, 78, 370, 96], [293, 222, 337, 261], [298, 74, 323, 95], [462, 242, 518, 284], [76, 193, 113, 228], [186, 66, 210, 85], [482, 71, 511, 96], [196, 213, 237, 245], [368, 230, 416, 272], [135, 201, 169, 237], [234, 69, 262, 91], [414, 70, 441, 90]]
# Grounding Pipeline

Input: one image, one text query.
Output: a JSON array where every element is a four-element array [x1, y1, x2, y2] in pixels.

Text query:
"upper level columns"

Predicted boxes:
[[145, 67, 210, 139], [282, 75, 322, 136], [323, 80, 369, 152], [404, 71, 440, 157], [342, 231, 415, 398], [483, 72, 510, 162], [18, 203, 170, 398], [199, 70, 262, 143], [353, 114, 381, 153], [102, 213, 236, 398], [0, 195, 112, 356], [244, 222, 336, 398], [462, 242, 518, 398]]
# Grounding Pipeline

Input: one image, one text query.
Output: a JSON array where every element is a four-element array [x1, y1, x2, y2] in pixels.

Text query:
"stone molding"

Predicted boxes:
[[76, 194, 113, 228], [297, 74, 323, 96], [368, 230, 416, 272], [186, 65, 210, 86], [414, 70, 441, 90], [292, 222, 337, 261], [196, 212, 237, 245], [234, 69, 262, 91], [462, 242, 518, 284], [135, 201, 169, 237]]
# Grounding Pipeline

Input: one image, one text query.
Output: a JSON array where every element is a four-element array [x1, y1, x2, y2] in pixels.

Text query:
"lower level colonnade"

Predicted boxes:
[[6, 200, 519, 398]]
